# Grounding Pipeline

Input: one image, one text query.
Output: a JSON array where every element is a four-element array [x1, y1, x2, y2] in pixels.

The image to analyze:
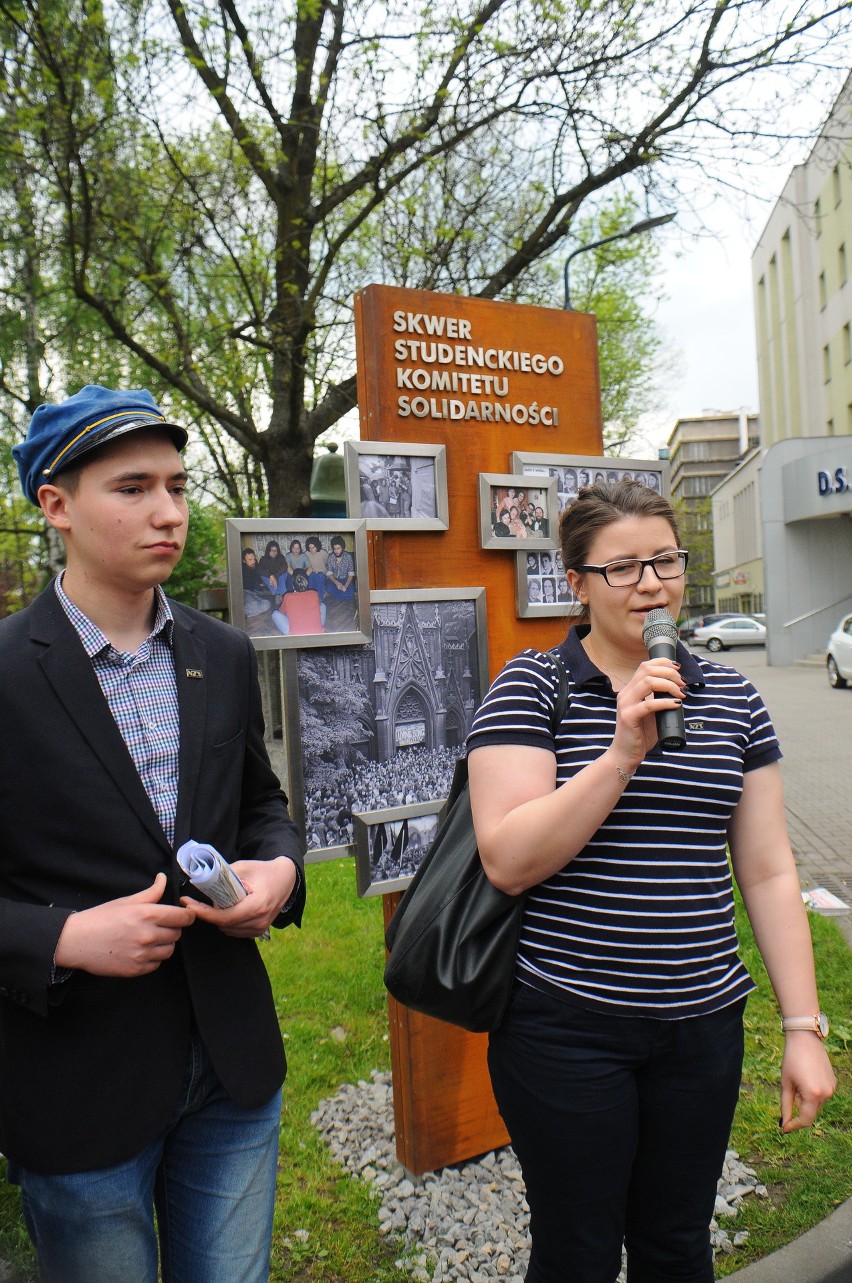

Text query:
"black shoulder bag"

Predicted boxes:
[[383, 652, 568, 1032]]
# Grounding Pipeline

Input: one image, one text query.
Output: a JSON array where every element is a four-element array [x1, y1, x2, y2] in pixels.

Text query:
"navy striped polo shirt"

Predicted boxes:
[[467, 626, 782, 1019]]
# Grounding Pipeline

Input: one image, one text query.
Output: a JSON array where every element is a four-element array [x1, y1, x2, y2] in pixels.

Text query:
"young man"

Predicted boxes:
[[2, 385, 306, 1283]]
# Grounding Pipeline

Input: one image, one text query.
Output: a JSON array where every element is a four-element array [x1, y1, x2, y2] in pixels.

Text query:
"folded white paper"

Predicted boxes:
[[176, 839, 247, 909]]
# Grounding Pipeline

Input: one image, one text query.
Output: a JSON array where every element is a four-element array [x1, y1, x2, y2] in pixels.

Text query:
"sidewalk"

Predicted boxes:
[[689, 645, 852, 1281], [713, 647, 852, 948]]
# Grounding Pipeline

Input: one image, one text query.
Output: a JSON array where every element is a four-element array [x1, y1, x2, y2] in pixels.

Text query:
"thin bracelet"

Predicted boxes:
[[615, 763, 635, 785]]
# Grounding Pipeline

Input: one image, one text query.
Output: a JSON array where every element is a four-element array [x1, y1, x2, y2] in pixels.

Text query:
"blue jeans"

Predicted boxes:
[[9, 1031, 282, 1283], [488, 984, 746, 1283]]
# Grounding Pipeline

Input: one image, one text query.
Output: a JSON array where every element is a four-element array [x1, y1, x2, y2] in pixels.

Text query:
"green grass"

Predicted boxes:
[[2, 860, 850, 1280], [714, 895, 852, 1275]]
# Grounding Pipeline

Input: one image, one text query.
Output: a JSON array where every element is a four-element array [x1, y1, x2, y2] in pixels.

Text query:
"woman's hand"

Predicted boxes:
[[609, 657, 686, 770], [780, 1033, 836, 1133]]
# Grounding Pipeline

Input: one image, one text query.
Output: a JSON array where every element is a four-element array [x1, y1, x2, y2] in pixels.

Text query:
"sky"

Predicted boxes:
[[630, 206, 765, 459], [630, 117, 831, 459], [323, 62, 850, 464]]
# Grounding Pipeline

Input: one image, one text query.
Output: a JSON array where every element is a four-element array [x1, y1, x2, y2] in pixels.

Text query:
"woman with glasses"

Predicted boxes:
[[468, 479, 834, 1283]]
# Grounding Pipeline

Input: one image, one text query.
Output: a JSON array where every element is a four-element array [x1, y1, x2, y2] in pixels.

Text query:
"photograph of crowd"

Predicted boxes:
[[478, 473, 558, 550], [225, 518, 371, 650], [352, 801, 445, 897], [344, 442, 449, 530], [285, 589, 487, 858], [510, 454, 669, 617]]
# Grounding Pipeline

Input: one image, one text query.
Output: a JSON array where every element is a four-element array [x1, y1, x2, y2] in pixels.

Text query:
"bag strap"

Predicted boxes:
[[449, 649, 569, 805], [385, 648, 571, 952], [547, 649, 569, 736]]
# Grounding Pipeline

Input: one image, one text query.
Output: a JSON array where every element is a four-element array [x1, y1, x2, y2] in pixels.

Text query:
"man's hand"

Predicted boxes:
[[181, 856, 298, 938], [54, 872, 196, 976]]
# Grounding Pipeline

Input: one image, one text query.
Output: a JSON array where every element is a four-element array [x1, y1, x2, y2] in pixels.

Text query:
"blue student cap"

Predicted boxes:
[[13, 384, 188, 506]]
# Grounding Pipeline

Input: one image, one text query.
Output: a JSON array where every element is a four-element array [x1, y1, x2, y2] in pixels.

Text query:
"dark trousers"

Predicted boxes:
[[488, 985, 746, 1283]]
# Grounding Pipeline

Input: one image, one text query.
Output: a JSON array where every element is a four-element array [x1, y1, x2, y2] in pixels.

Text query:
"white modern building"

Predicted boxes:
[[668, 411, 759, 615], [752, 73, 852, 443], [710, 448, 764, 618], [712, 73, 852, 664]]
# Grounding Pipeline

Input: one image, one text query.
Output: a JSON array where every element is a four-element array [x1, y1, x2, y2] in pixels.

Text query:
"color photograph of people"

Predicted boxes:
[[238, 531, 358, 638], [490, 485, 550, 540]]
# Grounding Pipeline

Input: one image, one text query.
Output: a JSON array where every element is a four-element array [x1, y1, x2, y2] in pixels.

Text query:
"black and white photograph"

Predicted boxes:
[[285, 588, 488, 859], [515, 548, 581, 619], [225, 518, 371, 650], [478, 473, 558, 550], [344, 441, 449, 530], [510, 454, 671, 617], [510, 451, 670, 515], [352, 801, 445, 897]]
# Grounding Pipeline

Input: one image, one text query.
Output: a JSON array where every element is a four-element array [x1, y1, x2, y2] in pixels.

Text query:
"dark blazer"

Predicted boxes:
[[0, 586, 305, 1174]]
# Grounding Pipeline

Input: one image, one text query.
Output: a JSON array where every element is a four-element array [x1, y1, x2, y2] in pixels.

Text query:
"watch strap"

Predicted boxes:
[[780, 1013, 829, 1040]]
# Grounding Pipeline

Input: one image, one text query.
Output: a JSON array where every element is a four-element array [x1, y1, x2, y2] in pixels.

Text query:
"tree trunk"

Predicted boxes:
[[262, 433, 315, 518]]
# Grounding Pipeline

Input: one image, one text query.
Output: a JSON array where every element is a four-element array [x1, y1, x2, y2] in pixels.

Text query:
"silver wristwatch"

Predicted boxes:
[[780, 1012, 829, 1040]]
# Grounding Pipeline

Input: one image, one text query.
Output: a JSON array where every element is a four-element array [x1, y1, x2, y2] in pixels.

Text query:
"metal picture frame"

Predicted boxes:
[[478, 473, 558, 550], [284, 587, 488, 861], [509, 454, 671, 618], [225, 518, 371, 650], [510, 452, 670, 507], [352, 800, 446, 897], [343, 441, 449, 530]]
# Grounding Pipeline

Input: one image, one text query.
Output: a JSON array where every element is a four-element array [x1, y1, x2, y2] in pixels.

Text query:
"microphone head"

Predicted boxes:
[[642, 606, 678, 647]]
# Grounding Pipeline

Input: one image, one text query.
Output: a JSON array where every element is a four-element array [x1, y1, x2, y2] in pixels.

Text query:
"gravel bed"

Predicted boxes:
[[309, 1070, 769, 1282]]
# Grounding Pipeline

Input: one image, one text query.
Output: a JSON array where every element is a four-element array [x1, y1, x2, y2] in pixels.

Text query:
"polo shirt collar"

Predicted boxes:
[[559, 623, 705, 690]]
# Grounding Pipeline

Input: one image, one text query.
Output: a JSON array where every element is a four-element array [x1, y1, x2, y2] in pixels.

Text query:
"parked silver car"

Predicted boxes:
[[826, 613, 852, 689], [691, 616, 767, 652]]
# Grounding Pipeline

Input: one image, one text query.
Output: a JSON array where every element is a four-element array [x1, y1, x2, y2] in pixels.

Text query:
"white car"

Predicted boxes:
[[691, 616, 767, 652], [827, 613, 852, 689]]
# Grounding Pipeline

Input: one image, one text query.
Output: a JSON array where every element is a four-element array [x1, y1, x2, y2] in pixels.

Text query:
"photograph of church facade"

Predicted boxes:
[[287, 590, 487, 855]]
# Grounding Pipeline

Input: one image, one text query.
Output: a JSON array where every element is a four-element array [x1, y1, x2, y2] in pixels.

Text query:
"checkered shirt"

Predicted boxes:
[[54, 575, 180, 845]]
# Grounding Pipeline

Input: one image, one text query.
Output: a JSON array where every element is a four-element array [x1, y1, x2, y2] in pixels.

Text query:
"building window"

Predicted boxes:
[[814, 196, 822, 234], [833, 164, 842, 208], [828, 419, 835, 435], [844, 323, 851, 366], [819, 271, 827, 308], [823, 344, 831, 383], [841, 243, 849, 287], [683, 476, 715, 497]]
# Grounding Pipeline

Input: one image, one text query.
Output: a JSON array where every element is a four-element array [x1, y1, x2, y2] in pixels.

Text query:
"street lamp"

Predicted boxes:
[[563, 212, 676, 310]]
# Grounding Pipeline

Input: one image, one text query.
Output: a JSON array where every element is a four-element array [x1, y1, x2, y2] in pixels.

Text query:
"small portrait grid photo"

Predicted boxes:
[[510, 454, 670, 617]]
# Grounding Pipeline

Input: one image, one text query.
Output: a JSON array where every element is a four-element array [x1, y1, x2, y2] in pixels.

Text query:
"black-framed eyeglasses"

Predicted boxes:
[[576, 550, 689, 587]]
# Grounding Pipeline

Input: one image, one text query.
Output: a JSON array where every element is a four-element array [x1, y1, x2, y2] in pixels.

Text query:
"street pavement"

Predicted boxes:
[[687, 642, 852, 1283], [686, 642, 852, 948]]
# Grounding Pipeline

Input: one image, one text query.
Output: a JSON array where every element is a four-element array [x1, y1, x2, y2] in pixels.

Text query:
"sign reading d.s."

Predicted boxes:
[[818, 466, 850, 496]]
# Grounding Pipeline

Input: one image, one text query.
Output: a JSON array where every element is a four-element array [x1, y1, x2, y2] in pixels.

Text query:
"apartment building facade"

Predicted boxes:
[[667, 411, 759, 615], [746, 73, 852, 663]]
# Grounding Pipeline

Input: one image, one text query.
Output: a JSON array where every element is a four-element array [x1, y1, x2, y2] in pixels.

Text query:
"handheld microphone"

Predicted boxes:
[[642, 607, 686, 749]]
